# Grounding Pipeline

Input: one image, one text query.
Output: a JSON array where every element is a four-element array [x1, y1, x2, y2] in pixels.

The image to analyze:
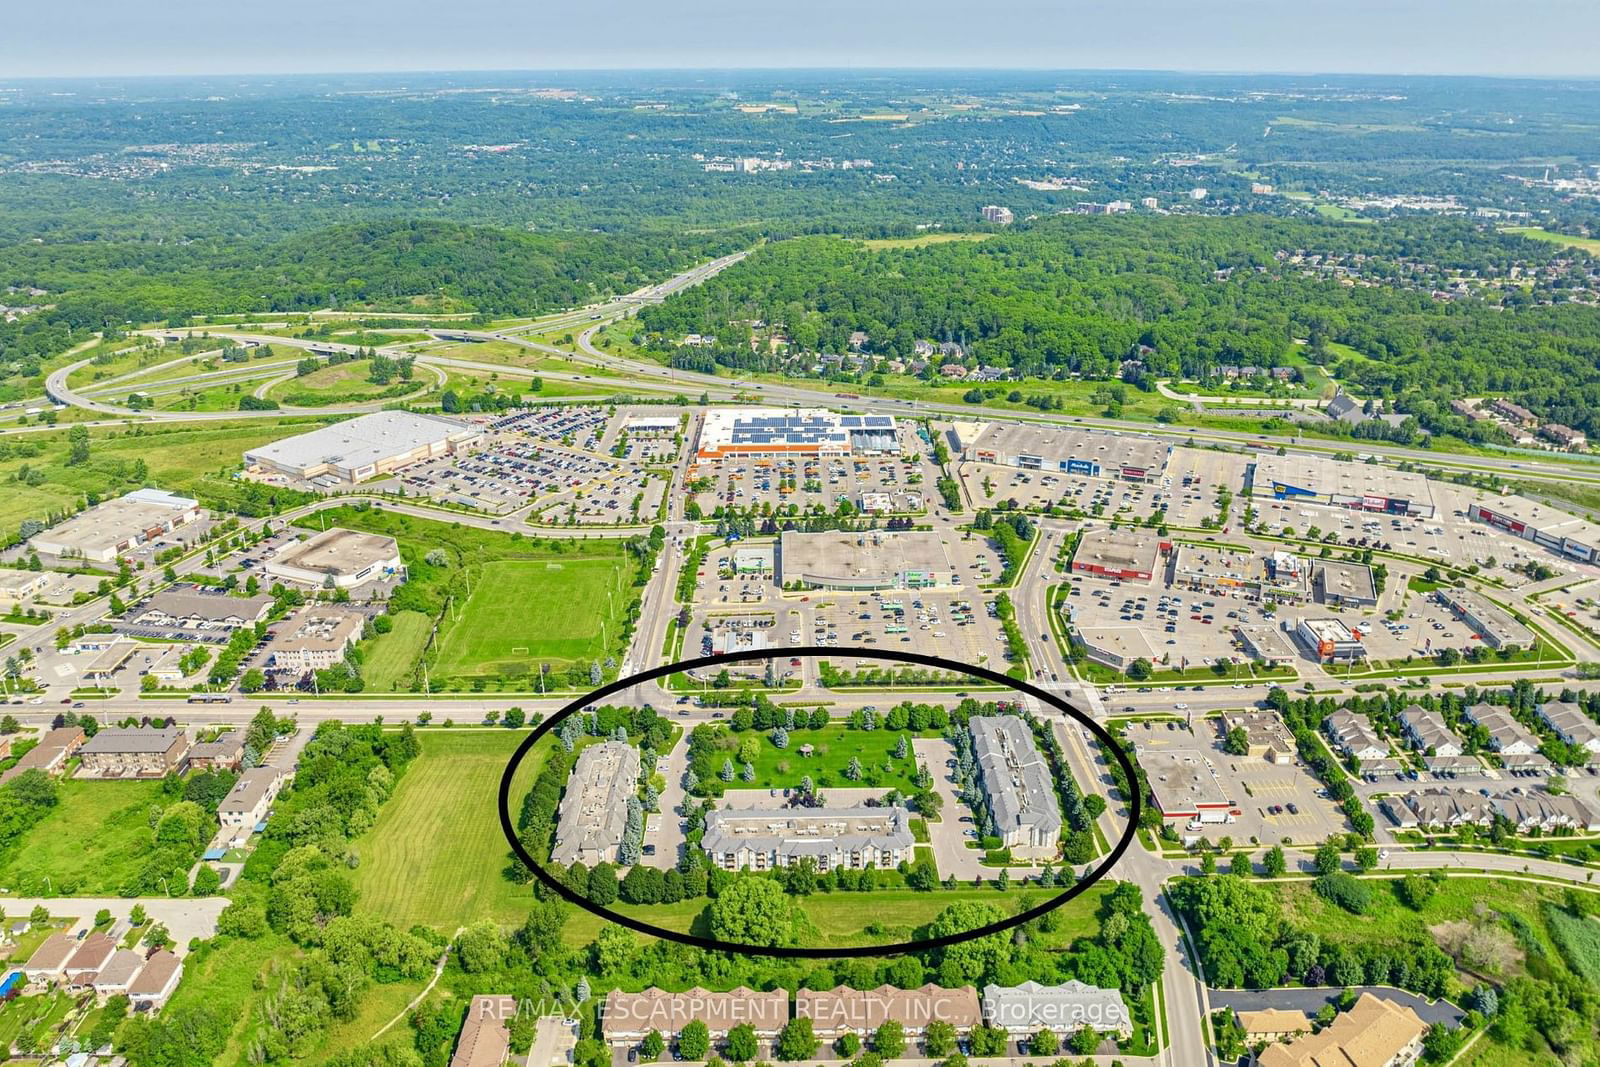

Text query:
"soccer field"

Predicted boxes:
[[350, 730, 544, 930], [432, 557, 630, 675]]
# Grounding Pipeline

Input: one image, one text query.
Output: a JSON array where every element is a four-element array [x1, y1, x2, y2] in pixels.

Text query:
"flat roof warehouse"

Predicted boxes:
[[1250, 453, 1435, 517], [695, 408, 897, 459], [244, 411, 482, 484], [949, 421, 1170, 481]]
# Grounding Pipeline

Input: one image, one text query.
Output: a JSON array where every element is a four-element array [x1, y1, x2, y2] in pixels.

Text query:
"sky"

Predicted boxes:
[[6, 0, 1600, 79]]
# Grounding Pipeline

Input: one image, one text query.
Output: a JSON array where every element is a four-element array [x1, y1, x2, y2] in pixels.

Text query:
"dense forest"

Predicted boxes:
[[638, 215, 1600, 437]]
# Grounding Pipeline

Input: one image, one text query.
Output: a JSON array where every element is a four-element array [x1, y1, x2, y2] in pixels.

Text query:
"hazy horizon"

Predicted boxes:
[[7, 0, 1600, 80]]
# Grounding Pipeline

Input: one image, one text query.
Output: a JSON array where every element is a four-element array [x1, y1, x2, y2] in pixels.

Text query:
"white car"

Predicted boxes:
[[1175, 702, 1189, 710]]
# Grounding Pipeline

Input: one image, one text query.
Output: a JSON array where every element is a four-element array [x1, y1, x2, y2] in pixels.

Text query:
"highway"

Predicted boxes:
[[18, 241, 1600, 1066]]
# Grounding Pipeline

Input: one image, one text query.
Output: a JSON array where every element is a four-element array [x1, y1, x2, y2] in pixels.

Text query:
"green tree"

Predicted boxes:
[[677, 1021, 710, 1061], [641, 1031, 665, 1062], [775, 1017, 818, 1061], [706, 876, 803, 947], [1262, 845, 1287, 878], [724, 1023, 759, 1062], [1028, 1029, 1059, 1056], [923, 1020, 956, 1058], [873, 1020, 905, 1059]]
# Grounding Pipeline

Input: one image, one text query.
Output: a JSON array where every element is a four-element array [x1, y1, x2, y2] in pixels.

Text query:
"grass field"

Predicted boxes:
[[693, 723, 926, 793], [361, 610, 433, 691], [351, 730, 543, 930], [298, 507, 644, 687], [0, 416, 339, 534], [0, 777, 168, 895], [1502, 226, 1600, 255], [859, 233, 996, 250], [432, 557, 631, 676], [268, 360, 422, 406]]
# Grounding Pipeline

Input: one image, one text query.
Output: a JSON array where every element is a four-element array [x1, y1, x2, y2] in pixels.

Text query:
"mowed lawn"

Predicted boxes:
[[0, 778, 165, 895], [351, 730, 543, 931], [702, 724, 927, 793], [362, 609, 432, 691], [432, 557, 630, 675]]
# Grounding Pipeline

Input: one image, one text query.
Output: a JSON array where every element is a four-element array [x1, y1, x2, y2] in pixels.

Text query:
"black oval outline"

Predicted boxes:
[[497, 646, 1141, 957]]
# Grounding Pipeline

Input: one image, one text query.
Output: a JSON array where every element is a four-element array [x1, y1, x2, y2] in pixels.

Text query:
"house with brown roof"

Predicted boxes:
[[796, 984, 982, 1041], [22, 932, 78, 984], [128, 949, 183, 1009], [0, 726, 85, 785], [601, 987, 789, 1047], [91, 949, 148, 996], [63, 932, 117, 986], [187, 729, 245, 771], [1235, 1007, 1311, 1043], [1256, 993, 1426, 1067], [451, 995, 519, 1067]]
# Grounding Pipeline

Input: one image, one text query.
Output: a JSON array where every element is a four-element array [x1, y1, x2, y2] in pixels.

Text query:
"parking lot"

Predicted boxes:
[[1063, 571, 1272, 670], [686, 534, 1016, 676], [958, 463, 1168, 521], [1124, 718, 1347, 846], [686, 424, 935, 518], [491, 405, 612, 449]]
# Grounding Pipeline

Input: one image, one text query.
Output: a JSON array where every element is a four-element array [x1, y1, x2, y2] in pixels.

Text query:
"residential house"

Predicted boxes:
[[1256, 992, 1425, 1067], [600, 987, 788, 1047], [1323, 711, 1388, 763], [91, 950, 148, 997], [1398, 706, 1461, 757], [22, 933, 78, 985], [63, 933, 117, 987], [217, 767, 286, 840], [982, 980, 1132, 1039], [451, 994, 520, 1067], [1462, 704, 1541, 756], [187, 729, 246, 771], [1537, 702, 1600, 756], [1234, 1008, 1311, 1043], [1, 726, 85, 785], [795, 985, 982, 1041], [127, 949, 183, 1010]]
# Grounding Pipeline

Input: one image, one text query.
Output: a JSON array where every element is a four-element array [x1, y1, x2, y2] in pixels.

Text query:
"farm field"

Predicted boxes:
[[0, 777, 168, 895], [1501, 226, 1600, 255], [349, 730, 542, 930], [858, 232, 996, 250], [431, 556, 631, 676]]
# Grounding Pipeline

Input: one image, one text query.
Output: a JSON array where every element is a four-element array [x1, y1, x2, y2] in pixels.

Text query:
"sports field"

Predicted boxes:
[[432, 556, 631, 675], [350, 729, 543, 930]]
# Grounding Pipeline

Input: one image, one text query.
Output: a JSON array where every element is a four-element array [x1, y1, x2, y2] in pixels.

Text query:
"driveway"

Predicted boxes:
[[642, 734, 691, 870], [1208, 986, 1464, 1027], [911, 738, 983, 880]]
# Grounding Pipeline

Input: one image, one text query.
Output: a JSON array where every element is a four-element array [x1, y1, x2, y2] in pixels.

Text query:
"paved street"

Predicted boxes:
[[0, 896, 229, 951]]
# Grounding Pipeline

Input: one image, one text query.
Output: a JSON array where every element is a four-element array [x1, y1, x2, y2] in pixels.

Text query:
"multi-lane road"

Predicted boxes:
[[17, 244, 1600, 1065]]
